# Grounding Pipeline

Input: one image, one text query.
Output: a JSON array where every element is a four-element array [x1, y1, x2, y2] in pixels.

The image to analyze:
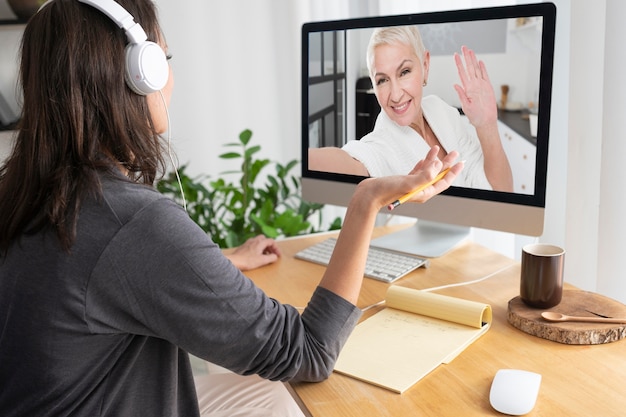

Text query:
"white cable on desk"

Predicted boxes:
[[361, 263, 516, 312], [420, 263, 516, 293]]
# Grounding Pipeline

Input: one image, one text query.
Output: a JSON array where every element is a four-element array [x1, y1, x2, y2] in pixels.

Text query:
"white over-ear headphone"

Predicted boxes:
[[78, 0, 169, 95]]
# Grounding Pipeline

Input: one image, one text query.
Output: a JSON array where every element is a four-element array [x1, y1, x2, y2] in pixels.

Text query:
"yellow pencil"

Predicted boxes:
[[387, 166, 452, 211]]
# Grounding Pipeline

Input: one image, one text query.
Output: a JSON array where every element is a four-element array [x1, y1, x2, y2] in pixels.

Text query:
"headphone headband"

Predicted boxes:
[[77, 0, 169, 95], [78, 0, 146, 43]]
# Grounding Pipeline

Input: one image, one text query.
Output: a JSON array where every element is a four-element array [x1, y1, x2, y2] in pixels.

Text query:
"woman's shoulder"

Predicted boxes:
[[422, 95, 465, 132], [422, 95, 460, 117], [97, 172, 179, 225], [365, 111, 414, 140]]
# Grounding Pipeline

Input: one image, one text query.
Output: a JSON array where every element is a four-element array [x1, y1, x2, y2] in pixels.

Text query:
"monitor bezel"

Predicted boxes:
[[300, 3, 556, 233]]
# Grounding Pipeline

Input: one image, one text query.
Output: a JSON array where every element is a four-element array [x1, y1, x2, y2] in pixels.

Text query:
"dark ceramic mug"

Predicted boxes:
[[520, 243, 565, 309]]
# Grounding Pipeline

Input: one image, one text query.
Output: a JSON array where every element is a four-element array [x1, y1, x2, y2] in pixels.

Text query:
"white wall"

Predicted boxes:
[[153, 0, 305, 178], [577, 0, 626, 301], [596, 1, 626, 300]]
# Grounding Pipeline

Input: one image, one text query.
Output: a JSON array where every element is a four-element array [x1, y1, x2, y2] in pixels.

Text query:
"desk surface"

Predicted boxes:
[[242, 226, 626, 417]]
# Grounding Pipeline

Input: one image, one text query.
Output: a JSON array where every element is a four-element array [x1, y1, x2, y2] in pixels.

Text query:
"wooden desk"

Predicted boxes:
[[243, 226, 626, 417]]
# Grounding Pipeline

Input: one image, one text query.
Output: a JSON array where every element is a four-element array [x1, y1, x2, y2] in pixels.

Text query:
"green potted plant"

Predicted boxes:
[[157, 129, 341, 248]]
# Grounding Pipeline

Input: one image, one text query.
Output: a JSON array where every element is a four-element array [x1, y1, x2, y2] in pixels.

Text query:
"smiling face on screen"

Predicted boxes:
[[371, 41, 430, 127]]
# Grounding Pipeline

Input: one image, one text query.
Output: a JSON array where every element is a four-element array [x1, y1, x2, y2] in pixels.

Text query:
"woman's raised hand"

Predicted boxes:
[[453, 45, 498, 129], [362, 146, 463, 210]]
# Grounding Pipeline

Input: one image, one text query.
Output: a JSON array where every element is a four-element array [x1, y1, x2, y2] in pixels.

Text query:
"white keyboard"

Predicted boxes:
[[295, 238, 429, 283]]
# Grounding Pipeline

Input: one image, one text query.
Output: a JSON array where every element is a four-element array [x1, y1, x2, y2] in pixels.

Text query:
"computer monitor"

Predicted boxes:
[[301, 3, 556, 257]]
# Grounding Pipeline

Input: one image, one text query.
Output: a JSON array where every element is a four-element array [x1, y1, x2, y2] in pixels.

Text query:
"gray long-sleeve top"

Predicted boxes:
[[0, 172, 361, 416]]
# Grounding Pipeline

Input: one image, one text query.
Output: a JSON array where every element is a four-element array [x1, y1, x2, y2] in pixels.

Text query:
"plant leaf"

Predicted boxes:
[[244, 145, 261, 159], [239, 129, 253, 145], [155, 128, 336, 247], [219, 152, 241, 159]]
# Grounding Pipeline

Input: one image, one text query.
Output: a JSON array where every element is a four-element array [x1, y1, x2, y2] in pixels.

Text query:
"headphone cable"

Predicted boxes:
[[159, 90, 187, 212]]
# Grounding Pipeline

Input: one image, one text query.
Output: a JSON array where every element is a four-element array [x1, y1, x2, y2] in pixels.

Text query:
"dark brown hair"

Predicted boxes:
[[0, 0, 168, 253]]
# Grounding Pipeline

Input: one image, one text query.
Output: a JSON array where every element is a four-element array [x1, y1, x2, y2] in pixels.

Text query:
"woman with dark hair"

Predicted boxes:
[[0, 1, 461, 415]]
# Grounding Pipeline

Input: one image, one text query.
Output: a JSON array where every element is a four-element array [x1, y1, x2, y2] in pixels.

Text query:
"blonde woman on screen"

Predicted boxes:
[[309, 25, 513, 192]]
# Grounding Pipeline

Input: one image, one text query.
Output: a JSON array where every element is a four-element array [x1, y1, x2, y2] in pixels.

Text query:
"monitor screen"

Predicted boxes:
[[301, 3, 556, 257]]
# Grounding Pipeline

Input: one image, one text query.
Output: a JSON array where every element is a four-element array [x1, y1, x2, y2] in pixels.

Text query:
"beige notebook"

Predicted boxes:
[[334, 286, 492, 394]]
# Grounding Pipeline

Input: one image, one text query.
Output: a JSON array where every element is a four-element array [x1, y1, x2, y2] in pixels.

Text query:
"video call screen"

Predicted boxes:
[[303, 4, 555, 206]]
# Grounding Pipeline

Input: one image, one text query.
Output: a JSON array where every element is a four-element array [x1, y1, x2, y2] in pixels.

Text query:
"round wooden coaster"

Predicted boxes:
[[507, 289, 626, 345]]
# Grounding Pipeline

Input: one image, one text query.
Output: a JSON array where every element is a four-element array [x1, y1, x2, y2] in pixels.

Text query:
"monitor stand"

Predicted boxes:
[[370, 220, 470, 258]]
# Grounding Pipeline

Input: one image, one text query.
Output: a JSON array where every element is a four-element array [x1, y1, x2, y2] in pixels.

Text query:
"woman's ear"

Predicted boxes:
[[422, 50, 431, 85]]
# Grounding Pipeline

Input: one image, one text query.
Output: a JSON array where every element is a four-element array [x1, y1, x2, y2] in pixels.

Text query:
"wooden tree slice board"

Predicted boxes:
[[507, 289, 626, 345]]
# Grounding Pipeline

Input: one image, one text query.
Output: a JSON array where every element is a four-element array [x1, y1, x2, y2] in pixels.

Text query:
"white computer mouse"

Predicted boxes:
[[489, 369, 541, 415]]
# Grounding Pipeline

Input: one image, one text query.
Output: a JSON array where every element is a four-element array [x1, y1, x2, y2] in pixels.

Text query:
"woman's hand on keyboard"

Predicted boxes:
[[225, 235, 281, 271]]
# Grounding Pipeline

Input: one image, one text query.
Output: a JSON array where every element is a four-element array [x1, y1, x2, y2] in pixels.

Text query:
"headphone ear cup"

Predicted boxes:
[[124, 40, 169, 95]]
